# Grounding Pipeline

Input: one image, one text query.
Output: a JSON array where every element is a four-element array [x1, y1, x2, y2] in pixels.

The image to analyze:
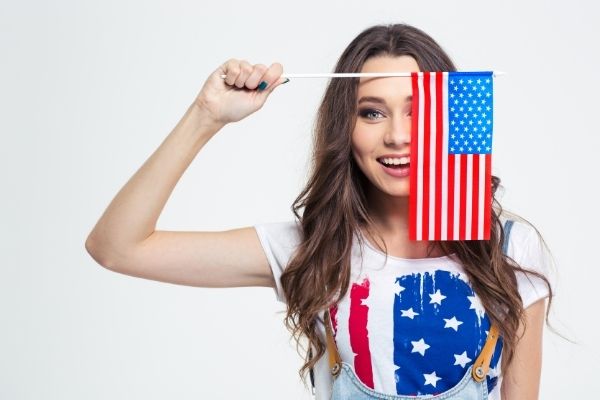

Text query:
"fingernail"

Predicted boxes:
[[281, 78, 290, 84], [257, 81, 268, 91]]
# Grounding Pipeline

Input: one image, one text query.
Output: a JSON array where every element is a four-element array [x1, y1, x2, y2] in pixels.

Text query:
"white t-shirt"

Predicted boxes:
[[254, 216, 555, 400]]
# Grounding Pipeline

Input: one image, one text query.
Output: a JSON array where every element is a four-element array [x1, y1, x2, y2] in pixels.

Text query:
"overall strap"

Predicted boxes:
[[324, 308, 342, 376], [471, 217, 513, 382]]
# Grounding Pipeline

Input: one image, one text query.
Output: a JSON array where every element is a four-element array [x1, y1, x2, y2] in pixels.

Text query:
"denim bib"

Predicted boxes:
[[311, 219, 515, 400], [331, 362, 487, 399]]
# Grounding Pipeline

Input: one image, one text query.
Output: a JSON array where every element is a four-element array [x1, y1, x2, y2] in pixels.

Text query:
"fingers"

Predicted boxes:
[[257, 62, 284, 94], [221, 59, 285, 92]]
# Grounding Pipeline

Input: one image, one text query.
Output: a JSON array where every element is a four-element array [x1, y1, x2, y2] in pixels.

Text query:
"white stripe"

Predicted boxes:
[[465, 154, 473, 240], [428, 73, 437, 240], [333, 297, 352, 375], [453, 156, 460, 240], [416, 76, 425, 240], [365, 273, 402, 392], [478, 155, 485, 239], [441, 73, 449, 241]]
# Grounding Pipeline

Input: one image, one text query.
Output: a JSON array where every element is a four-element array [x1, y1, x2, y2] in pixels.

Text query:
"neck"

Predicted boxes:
[[363, 185, 444, 259]]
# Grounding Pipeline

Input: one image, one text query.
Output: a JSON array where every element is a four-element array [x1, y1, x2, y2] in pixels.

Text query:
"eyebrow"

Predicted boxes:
[[357, 95, 412, 105]]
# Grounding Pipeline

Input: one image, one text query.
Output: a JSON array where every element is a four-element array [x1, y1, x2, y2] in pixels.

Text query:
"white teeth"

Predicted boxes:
[[381, 157, 410, 165]]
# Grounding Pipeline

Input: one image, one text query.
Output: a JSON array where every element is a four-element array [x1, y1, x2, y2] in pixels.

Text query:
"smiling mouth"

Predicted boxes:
[[377, 159, 410, 169]]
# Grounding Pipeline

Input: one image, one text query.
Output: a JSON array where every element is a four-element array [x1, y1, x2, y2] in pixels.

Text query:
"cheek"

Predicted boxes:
[[351, 128, 376, 159]]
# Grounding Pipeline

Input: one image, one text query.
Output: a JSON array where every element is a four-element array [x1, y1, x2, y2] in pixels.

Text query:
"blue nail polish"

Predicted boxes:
[[257, 81, 268, 91]]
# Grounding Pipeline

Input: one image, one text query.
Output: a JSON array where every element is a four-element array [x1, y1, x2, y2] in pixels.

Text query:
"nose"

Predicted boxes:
[[383, 114, 411, 146]]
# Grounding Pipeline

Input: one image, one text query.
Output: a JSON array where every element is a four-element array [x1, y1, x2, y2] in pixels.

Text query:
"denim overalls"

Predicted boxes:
[[313, 219, 514, 400]]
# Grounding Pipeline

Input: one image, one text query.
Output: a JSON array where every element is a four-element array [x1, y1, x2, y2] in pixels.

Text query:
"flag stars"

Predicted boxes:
[[411, 338, 431, 356], [448, 73, 493, 154], [443, 316, 464, 331], [454, 351, 472, 368], [429, 289, 447, 305], [423, 371, 442, 387]]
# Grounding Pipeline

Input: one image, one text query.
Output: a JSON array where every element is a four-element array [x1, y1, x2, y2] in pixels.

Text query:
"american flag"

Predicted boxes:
[[409, 72, 494, 241]]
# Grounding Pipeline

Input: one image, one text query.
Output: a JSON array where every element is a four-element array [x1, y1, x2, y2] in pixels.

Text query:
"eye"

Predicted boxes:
[[358, 108, 384, 120]]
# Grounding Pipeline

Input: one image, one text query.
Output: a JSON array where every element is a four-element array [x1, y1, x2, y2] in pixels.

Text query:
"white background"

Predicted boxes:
[[1, 0, 597, 398]]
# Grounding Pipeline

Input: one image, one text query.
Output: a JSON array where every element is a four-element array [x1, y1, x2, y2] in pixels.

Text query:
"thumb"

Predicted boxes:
[[263, 76, 290, 95]]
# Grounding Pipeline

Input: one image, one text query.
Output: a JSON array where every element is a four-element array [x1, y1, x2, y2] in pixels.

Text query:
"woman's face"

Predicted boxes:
[[351, 54, 419, 198]]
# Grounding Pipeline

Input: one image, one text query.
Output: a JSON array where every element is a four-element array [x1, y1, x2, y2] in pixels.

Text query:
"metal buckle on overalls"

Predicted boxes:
[[475, 366, 485, 379], [331, 362, 341, 376]]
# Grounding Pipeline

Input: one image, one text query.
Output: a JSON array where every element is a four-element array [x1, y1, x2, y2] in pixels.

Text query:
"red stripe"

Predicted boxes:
[[434, 72, 443, 240], [349, 277, 373, 388], [459, 155, 467, 240], [422, 72, 431, 240], [484, 155, 492, 239], [472, 154, 480, 240], [409, 73, 420, 241], [448, 154, 455, 240]]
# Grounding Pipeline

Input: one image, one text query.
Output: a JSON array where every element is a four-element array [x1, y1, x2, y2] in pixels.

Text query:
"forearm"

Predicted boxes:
[[85, 103, 225, 267]]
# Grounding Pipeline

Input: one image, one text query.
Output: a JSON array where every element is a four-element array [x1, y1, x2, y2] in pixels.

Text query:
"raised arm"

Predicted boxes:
[[85, 59, 287, 288]]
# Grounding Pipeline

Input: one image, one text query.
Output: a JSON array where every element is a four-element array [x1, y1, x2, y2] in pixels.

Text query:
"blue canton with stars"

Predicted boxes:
[[392, 269, 502, 395], [448, 72, 494, 155]]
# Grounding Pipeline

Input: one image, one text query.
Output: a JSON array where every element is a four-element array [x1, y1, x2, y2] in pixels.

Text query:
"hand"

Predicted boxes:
[[194, 59, 287, 125]]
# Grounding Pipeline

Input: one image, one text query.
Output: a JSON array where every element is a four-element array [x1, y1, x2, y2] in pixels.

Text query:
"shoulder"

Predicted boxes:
[[498, 212, 557, 309], [253, 219, 303, 303], [498, 212, 548, 264], [254, 219, 302, 248]]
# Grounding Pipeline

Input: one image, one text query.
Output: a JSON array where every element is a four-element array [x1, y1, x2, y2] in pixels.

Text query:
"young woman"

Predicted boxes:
[[86, 23, 554, 400]]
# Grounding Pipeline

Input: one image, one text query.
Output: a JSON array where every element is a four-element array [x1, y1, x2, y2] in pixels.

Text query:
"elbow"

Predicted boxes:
[[85, 233, 120, 271]]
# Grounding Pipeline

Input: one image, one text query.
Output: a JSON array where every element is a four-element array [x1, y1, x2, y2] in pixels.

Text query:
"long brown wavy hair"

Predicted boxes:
[[279, 23, 554, 386]]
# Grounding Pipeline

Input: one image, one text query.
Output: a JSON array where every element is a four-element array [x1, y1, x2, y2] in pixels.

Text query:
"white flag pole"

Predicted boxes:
[[219, 71, 505, 79]]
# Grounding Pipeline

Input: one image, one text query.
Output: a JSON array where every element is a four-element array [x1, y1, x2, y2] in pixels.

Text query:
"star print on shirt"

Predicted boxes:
[[389, 270, 503, 396], [453, 351, 472, 368], [401, 308, 419, 319], [443, 316, 463, 331], [429, 289, 447, 305], [411, 338, 431, 356], [424, 371, 442, 387]]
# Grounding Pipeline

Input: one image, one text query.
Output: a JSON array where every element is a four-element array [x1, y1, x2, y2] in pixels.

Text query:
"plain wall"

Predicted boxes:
[[1, 0, 596, 398]]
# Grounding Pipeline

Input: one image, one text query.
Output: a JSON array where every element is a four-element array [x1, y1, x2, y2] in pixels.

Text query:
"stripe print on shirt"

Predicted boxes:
[[329, 269, 502, 396]]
